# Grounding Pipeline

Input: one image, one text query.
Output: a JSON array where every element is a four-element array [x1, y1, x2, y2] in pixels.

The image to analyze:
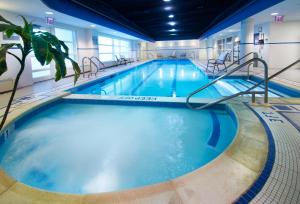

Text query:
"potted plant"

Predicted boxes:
[[0, 15, 81, 130]]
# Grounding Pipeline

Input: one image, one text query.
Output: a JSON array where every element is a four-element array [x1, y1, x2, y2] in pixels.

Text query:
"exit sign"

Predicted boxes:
[[45, 17, 55, 25], [274, 15, 284, 23]]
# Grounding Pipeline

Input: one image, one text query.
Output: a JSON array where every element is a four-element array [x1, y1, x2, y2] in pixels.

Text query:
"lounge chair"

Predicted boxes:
[[180, 53, 187, 59], [206, 51, 231, 73], [169, 51, 176, 59], [120, 54, 133, 63], [115, 55, 127, 65]]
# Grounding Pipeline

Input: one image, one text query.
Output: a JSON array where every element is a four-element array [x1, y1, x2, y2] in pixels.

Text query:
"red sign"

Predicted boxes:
[[274, 15, 284, 23], [46, 17, 55, 25]]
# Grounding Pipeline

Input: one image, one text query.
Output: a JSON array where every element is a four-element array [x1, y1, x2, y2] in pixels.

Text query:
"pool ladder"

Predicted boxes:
[[186, 58, 300, 110], [82, 56, 106, 78]]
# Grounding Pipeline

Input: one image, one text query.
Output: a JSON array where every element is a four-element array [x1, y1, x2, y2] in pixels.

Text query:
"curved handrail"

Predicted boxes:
[[200, 59, 300, 110], [90, 56, 105, 68], [186, 58, 268, 110], [212, 52, 256, 78], [81, 57, 91, 78]]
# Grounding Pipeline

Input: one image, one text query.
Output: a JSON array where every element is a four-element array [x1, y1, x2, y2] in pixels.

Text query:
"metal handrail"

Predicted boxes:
[[81, 57, 91, 78], [212, 52, 257, 78], [186, 58, 269, 110], [90, 56, 105, 69], [249, 59, 300, 91]]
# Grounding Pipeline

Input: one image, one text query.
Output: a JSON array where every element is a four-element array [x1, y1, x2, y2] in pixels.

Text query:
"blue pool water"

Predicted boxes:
[[73, 60, 284, 98], [0, 101, 236, 194]]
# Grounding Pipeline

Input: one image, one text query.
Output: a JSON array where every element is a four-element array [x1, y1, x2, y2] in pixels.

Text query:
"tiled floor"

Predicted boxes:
[[249, 102, 300, 204]]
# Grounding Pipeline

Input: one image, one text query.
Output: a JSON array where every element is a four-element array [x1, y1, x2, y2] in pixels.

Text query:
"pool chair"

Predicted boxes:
[[180, 53, 187, 59], [120, 54, 133, 63], [114, 55, 127, 65], [169, 51, 177, 59], [206, 51, 231, 73]]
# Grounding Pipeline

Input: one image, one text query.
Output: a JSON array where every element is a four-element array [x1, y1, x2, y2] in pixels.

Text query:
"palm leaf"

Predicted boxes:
[[32, 35, 48, 65], [0, 44, 15, 76]]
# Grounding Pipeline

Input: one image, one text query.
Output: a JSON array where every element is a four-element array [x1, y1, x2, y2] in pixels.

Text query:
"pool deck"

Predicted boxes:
[[0, 59, 299, 203]]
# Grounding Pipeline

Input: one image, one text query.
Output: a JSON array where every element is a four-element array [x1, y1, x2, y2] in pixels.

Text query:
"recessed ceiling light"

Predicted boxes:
[[45, 11, 54, 15], [169, 28, 177, 32], [168, 21, 176, 26], [164, 6, 172, 11], [90, 24, 96, 27], [271, 12, 279, 16], [163, 0, 171, 2], [168, 14, 174, 18], [170, 33, 177, 35]]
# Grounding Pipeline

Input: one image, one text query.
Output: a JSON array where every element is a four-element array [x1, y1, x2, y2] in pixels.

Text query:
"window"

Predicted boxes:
[[98, 35, 131, 62], [98, 36, 113, 62], [55, 28, 76, 69]]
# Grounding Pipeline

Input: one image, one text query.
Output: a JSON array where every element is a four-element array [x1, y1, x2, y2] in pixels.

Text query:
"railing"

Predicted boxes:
[[186, 58, 269, 110], [81, 57, 91, 78], [81, 56, 103, 78], [186, 59, 300, 110], [211, 52, 257, 78], [90, 56, 105, 69]]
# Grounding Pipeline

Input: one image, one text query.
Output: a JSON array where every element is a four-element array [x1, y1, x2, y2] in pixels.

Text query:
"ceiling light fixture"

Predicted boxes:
[[163, 0, 171, 2], [169, 28, 177, 32], [271, 12, 279, 16], [168, 21, 176, 26], [164, 6, 172, 11], [45, 11, 54, 15], [170, 33, 177, 35], [168, 14, 174, 18]]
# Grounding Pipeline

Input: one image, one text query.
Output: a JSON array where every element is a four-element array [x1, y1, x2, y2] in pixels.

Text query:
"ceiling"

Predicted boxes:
[[67, 0, 255, 41], [209, 0, 300, 40], [0, 0, 142, 41]]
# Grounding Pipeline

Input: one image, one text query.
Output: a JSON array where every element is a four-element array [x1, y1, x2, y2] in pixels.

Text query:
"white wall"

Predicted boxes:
[[268, 21, 300, 68], [142, 40, 200, 60]]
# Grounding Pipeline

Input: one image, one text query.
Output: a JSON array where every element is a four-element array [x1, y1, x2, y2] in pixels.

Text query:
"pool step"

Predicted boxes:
[[214, 79, 282, 97]]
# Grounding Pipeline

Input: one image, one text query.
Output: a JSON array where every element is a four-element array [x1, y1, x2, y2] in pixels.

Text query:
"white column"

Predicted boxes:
[[240, 18, 254, 60]]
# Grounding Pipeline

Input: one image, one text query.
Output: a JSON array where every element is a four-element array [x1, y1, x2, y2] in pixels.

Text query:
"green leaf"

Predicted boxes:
[[50, 48, 67, 81], [39, 32, 62, 52], [0, 15, 13, 25], [68, 58, 81, 84], [0, 24, 15, 32], [45, 50, 53, 65], [32, 35, 48, 65], [5, 29, 14, 38], [20, 16, 33, 36], [0, 44, 15, 76]]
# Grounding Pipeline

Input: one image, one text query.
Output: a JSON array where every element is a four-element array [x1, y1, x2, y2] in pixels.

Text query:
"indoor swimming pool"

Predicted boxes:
[[71, 60, 288, 98], [0, 100, 237, 194]]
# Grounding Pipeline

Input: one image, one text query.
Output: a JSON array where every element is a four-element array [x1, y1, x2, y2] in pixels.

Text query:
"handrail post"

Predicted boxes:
[[264, 61, 269, 104], [82, 58, 85, 78], [252, 93, 256, 103]]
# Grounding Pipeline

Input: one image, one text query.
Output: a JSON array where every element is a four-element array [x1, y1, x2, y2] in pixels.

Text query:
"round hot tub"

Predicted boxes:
[[0, 100, 237, 194]]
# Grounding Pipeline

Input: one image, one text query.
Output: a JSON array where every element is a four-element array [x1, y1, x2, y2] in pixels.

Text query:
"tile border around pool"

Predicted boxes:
[[0, 93, 269, 203], [234, 103, 276, 203]]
